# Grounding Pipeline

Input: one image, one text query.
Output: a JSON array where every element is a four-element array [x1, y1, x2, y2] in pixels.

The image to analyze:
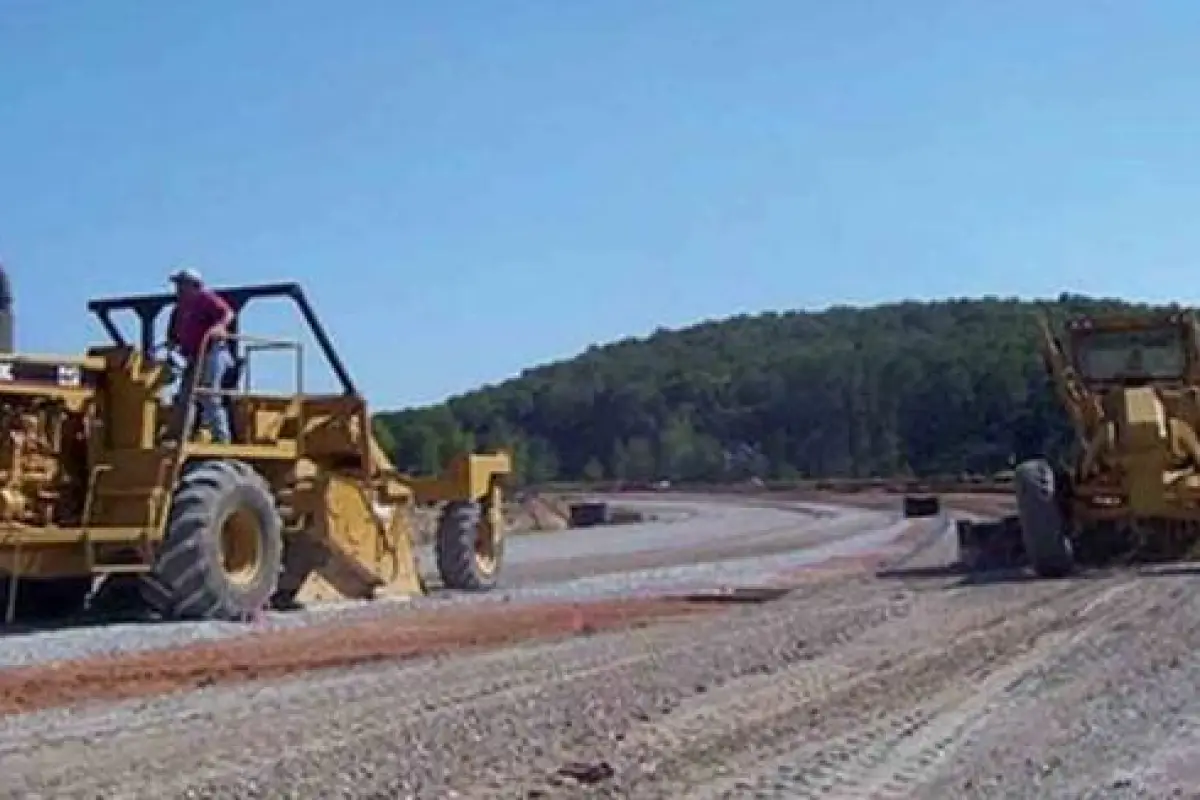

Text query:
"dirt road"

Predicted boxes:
[[422, 494, 893, 589], [1, 495, 1197, 798]]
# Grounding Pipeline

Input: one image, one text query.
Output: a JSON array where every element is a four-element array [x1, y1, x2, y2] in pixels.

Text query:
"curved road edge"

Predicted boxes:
[[0, 492, 943, 670]]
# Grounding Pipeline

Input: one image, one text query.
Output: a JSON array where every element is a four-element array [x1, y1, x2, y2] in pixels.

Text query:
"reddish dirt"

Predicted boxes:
[[0, 597, 720, 718], [0, 501, 1003, 721], [776, 488, 1015, 518], [939, 492, 1015, 516]]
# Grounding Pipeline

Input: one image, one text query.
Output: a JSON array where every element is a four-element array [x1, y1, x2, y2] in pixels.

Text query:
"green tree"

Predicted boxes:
[[623, 437, 658, 481], [581, 456, 606, 482], [523, 437, 560, 486], [373, 294, 1156, 482]]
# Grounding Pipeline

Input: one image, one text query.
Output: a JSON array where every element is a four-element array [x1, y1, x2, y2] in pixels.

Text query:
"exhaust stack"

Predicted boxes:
[[0, 262, 11, 353]]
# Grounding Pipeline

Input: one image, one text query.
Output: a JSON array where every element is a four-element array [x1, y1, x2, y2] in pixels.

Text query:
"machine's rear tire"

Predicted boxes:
[[435, 500, 503, 592], [141, 459, 283, 621], [1014, 458, 1075, 578]]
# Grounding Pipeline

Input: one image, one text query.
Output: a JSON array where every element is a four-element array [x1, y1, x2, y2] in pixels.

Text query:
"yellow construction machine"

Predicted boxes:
[[957, 306, 1200, 576], [0, 279, 511, 622]]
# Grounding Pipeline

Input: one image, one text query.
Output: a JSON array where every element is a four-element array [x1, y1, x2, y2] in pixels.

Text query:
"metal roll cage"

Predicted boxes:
[[86, 282, 356, 395]]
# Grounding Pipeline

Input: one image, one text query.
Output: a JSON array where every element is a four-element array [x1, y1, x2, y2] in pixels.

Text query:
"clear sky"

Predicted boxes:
[[4, 1, 1200, 407]]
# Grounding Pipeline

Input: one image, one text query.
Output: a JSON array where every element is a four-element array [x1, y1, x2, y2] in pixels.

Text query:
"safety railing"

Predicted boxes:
[[240, 337, 306, 398], [175, 329, 305, 447]]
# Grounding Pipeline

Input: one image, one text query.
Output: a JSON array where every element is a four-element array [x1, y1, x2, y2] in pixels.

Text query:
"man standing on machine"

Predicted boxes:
[[165, 267, 235, 443]]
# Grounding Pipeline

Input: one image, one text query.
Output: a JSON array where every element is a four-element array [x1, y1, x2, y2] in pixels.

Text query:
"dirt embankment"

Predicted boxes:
[[753, 486, 1016, 518]]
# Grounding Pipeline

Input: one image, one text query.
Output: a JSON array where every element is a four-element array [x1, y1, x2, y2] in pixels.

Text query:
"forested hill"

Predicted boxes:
[[372, 294, 1169, 485]]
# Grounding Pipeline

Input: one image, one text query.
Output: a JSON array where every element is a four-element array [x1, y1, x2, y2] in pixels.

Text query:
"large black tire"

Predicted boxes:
[[141, 459, 283, 621], [435, 500, 503, 592], [1014, 458, 1074, 578], [956, 520, 984, 571]]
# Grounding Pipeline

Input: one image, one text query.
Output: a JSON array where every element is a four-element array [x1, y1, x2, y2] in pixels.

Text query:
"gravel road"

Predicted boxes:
[[0, 496, 897, 668], [2, 494, 1198, 797], [421, 494, 876, 587]]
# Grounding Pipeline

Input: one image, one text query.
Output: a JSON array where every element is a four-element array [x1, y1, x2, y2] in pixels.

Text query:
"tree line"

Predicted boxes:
[[372, 293, 1169, 485]]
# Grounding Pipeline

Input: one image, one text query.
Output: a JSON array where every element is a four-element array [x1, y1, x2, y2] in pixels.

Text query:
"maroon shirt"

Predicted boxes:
[[173, 289, 232, 358]]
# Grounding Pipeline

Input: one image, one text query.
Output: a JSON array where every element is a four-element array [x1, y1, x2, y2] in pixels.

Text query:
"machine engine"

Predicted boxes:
[[0, 398, 88, 527]]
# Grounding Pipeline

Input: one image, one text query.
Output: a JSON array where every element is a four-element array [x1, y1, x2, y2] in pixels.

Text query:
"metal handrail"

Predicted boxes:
[[176, 330, 305, 447], [241, 339, 305, 396]]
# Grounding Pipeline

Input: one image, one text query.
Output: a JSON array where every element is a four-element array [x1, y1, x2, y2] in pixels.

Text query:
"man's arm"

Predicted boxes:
[[202, 290, 235, 339]]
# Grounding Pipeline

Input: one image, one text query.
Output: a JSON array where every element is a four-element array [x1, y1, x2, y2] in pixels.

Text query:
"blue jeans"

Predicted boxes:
[[175, 342, 234, 443]]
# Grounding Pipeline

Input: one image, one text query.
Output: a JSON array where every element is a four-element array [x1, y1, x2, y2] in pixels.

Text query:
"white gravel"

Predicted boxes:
[[0, 496, 903, 669], [3, 495, 1200, 796], [4, 553, 1200, 797]]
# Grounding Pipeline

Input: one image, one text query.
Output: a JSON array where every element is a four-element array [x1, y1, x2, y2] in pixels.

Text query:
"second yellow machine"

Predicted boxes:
[[957, 306, 1200, 575]]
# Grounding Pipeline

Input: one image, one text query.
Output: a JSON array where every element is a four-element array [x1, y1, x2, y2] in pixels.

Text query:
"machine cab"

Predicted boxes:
[[1065, 312, 1199, 391]]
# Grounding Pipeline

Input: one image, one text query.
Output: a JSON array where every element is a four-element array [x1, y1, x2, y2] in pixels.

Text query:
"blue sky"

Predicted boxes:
[[3, 1, 1200, 407]]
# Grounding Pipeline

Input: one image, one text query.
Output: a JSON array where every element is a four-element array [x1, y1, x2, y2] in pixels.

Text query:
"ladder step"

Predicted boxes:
[[97, 488, 162, 498], [92, 564, 152, 575]]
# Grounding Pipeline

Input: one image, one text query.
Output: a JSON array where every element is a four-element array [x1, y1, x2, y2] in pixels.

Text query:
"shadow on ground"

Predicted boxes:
[[0, 606, 164, 639], [0, 578, 255, 639], [872, 562, 1069, 587], [877, 559, 1200, 587]]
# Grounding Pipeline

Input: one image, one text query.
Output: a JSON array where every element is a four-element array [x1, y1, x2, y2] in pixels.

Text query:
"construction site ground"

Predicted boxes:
[[3, 491, 1199, 798]]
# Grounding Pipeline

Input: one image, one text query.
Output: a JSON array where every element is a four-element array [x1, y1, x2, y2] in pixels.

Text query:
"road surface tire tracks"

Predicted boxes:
[[0, 580, 899, 798], [529, 579, 1135, 799], [689, 581, 1146, 799], [5, 496, 1198, 799]]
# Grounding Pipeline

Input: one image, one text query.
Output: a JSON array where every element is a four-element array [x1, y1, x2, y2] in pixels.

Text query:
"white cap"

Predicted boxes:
[[169, 266, 203, 285]]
